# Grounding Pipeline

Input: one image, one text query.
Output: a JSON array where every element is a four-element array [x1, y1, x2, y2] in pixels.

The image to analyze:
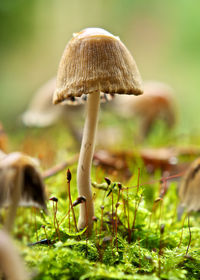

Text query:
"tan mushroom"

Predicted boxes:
[[0, 151, 47, 232], [53, 27, 143, 232], [21, 77, 83, 144], [113, 81, 176, 140], [179, 158, 200, 212], [21, 77, 113, 145]]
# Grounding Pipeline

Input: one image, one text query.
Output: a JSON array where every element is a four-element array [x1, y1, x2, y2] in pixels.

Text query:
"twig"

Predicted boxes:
[[99, 205, 104, 246], [178, 213, 187, 248], [158, 224, 165, 277], [123, 171, 185, 191], [66, 169, 78, 233], [42, 154, 79, 179], [41, 225, 50, 246], [126, 188, 131, 243], [33, 207, 38, 242], [186, 213, 191, 255], [131, 168, 141, 232], [85, 200, 88, 257]]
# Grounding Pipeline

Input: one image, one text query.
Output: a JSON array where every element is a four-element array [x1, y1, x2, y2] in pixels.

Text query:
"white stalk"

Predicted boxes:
[[0, 230, 29, 280], [77, 92, 100, 232]]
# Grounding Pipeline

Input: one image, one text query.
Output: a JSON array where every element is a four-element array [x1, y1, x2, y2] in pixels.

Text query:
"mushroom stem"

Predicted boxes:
[[77, 92, 100, 232], [4, 168, 23, 233], [0, 230, 29, 280]]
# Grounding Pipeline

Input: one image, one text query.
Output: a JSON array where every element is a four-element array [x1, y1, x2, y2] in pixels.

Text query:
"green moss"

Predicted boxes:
[[2, 120, 200, 280]]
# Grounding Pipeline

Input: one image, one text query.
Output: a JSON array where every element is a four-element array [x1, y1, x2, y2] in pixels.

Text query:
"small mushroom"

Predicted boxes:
[[21, 77, 113, 145], [0, 230, 29, 280], [21, 77, 83, 144], [53, 27, 143, 232], [179, 158, 200, 212], [113, 81, 176, 140], [22, 77, 60, 127], [0, 151, 47, 232]]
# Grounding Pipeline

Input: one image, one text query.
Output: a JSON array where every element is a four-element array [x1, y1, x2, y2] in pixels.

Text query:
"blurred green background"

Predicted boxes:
[[0, 0, 200, 133]]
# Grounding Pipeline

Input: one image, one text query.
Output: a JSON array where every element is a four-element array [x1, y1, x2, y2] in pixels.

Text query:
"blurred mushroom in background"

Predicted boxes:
[[0, 151, 47, 232], [178, 158, 200, 217], [21, 77, 114, 146], [21, 77, 83, 144], [0, 230, 29, 280], [113, 81, 177, 141]]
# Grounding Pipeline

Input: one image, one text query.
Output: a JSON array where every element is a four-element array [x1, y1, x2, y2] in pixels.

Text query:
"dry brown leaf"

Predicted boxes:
[[140, 147, 178, 173]]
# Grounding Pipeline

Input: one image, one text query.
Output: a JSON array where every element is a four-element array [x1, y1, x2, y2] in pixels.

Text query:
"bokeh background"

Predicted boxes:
[[0, 0, 200, 133]]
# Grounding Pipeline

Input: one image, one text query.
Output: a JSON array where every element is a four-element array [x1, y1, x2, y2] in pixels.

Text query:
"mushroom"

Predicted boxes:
[[22, 77, 62, 127], [21, 77, 83, 144], [22, 77, 114, 145], [179, 158, 200, 213], [0, 151, 47, 232], [53, 27, 143, 232], [0, 230, 29, 280], [113, 81, 176, 140]]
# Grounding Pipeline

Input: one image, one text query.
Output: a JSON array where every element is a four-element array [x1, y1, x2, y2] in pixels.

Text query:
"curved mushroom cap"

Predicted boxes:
[[0, 152, 47, 211], [22, 77, 66, 127], [114, 81, 175, 117], [53, 27, 143, 104], [179, 158, 200, 212]]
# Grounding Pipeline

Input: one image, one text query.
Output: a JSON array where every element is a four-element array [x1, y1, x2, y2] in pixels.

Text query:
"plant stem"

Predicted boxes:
[[42, 154, 79, 179], [186, 213, 191, 255], [126, 188, 131, 243], [132, 168, 141, 233], [33, 207, 38, 242], [178, 213, 187, 248], [67, 179, 78, 233]]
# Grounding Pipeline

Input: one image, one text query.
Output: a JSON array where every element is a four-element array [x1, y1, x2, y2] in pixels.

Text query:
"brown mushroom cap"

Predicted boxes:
[[53, 27, 143, 104], [0, 152, 47, 211]]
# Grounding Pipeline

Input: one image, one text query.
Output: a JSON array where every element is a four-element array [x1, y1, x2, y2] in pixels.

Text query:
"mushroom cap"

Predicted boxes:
[[22, 77, 63, 127], [113, 81, 175, 117], [0, 152, 47, 211], [179, 158, 200, 212], [53, 27, 143, 104]]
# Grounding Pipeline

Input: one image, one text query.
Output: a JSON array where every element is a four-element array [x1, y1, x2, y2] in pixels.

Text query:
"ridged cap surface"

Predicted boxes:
[[53, 28, 143, 104]]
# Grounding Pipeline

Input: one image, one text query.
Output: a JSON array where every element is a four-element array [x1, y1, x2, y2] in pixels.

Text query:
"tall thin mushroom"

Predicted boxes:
[[53, 28, 143, 232]]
